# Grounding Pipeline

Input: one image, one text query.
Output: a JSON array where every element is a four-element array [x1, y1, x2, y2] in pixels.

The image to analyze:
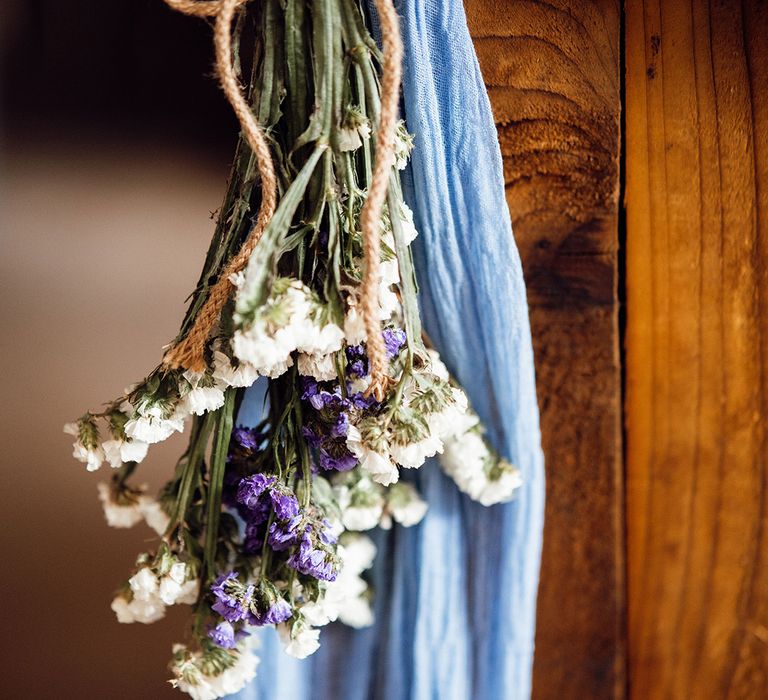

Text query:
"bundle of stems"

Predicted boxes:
[[66, 1, 521, 697]]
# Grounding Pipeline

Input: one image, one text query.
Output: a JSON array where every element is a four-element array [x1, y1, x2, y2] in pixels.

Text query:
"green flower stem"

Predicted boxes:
[[388, 186, 423, 359], [259, 510, 275, 578], [284, 0, 309, 144], [167, 412, 215, 542], [204, 388, 237, 581], [257, 0, 279, 127], [112, 461, 137, 489], [237, 144, 327, 314], [293, 389, 313, 509]]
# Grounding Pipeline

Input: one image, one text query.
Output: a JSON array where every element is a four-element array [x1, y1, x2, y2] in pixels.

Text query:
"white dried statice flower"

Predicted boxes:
[[212, 347, 260, 388], [129, 566, 160, 602], [440, 428, 522, 506], [379, 255, 401, 288], [334, 535, 376, 628], [389, 433, 443, 470], [384, 481, 428, 527], [170, 644, 259, 700], [232, 317, 297, 376], [158, 562, 199, 606], [123, 403, 186, 445], [98, 483, 170, 536], [346, 425, 399, 486], [139, 498, 171, 536], [424, 348, 450, 381], [294, 314, 345, 357], [334, 474, 385, 531], [388, 399, 445, 470], [279, 619, 321, 659], [101, 438, 149, 468], [339, 596, 375, 628], [377, 283, 400, 322], [406, 351, 473, 441], [425, 387, 471, 441], [111, 593, 166, 625], [113, 555, 199, 626], [109, 566, 168, 624], [478, 462, 523, 505], [340, 498, 382, 531], [96, 482, 144, 528], [233, 278, 343, 378], [339, 532, 376, 571], [397, 202, 419, 245], [299, 595, 341, 629], [343, 305, 367, 345], [393, 120, 414, 170], [64, 420, 104, 471], [178, 370, 226, 416], [297, 351, 338, 381], [337, 107, 372, 152]]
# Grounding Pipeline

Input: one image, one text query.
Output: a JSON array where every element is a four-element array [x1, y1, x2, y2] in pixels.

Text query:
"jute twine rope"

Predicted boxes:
[[161, 0, 403, 402], [360, 0, 403, 401], [163, 0, 247, 17], [162, 0, 277, 372]]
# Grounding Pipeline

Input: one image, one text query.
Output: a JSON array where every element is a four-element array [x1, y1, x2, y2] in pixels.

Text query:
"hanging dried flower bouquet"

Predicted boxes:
[[64, 0, 521, 697]]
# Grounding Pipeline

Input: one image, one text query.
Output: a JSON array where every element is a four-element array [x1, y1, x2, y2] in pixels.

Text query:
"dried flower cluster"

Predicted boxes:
[[66, 0, 520, 697]]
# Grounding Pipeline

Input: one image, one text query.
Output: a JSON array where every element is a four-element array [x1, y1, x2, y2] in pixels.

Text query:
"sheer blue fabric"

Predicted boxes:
[[234, 0, 544, 697]]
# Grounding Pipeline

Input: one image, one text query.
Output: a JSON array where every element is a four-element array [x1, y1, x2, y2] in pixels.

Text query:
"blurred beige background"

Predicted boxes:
[[2, 136, 231, 696], [1, 2, 245, 695]]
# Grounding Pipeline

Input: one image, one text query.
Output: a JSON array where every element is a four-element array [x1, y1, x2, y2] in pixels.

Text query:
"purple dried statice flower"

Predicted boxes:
[[259, 597, 293, 625], [246, 579, 294, 626], [319, 396, 351, 435], [243, 536, 263, 556], [210, 573, 252, 623], [249, 596, 293, 626], [345, 345, 368, 378], [382, 327, 407, 358], [319, 519, 338, 545], [330, 410, 349, 438], [222, 467, 245, 508], [347, 388, 379, 410], [268, 515, 304, 551], [232, 426, 263, 451], [245, 495, 272, 525], [300, 381, 359, 472], [237, 473, 276, 510], [243, 518, 266, 555], [301, 424, 324, 449], [211, 596, 246, 623], [287, 529, 339, 582], [269, 486, 300, 520], [319, 448, 357, 472], [308, 388, 343, 411], [211, 571, 238, 596], [208, 621, 237, 649], [300, 377, 319, 401]]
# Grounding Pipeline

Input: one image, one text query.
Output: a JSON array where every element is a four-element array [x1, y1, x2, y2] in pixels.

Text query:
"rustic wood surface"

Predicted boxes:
[[625, 1, 768, 698], [466, 1, 624, 697]]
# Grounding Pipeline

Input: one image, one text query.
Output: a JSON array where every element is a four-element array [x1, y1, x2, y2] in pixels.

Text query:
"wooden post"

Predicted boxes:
[[467, 2, 624, 697], [625, 1, 768, 697]]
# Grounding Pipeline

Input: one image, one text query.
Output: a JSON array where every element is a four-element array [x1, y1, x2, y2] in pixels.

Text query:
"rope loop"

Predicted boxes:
[[162, 0, 277, 372], [360, 0, 404, 400]]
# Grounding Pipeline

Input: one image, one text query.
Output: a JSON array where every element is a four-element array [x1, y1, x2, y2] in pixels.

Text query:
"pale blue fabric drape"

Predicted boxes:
[[234, 0, 545, 697]]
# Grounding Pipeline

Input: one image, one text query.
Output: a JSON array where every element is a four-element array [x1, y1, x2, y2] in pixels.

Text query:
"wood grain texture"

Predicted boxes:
[[625, 1, 768, 698], [466, 2, 624, 697]]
